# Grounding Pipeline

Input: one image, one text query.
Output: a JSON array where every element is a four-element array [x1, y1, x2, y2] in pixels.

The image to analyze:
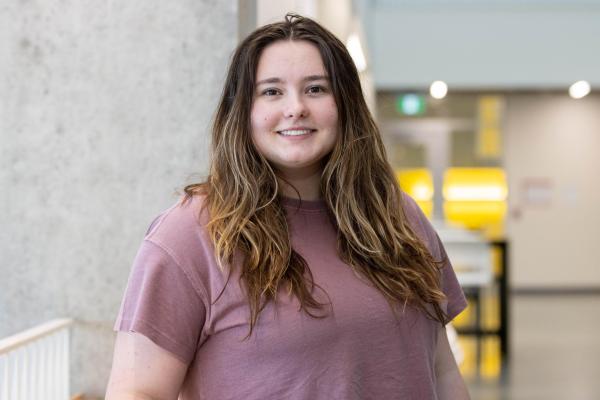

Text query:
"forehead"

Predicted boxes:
[[255, 40, 327, 80]]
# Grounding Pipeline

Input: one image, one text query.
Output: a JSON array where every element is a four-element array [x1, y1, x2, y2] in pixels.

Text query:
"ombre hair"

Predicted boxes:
[[184, 13, 447, 335]]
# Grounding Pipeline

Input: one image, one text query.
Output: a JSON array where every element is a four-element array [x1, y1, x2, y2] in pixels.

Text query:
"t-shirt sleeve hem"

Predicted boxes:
[[114, 317, 196, 365], [444, 293, 468, 324]]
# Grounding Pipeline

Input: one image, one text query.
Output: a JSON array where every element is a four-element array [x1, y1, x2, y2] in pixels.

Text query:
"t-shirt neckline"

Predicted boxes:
[[280, 196, 328, 212]]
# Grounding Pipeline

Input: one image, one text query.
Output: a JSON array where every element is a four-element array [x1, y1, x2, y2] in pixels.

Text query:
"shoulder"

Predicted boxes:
[[399, 191, 420, 218], [400, 192, 429, 237], [400, 192, 441, 258], [145, 194, 208, 239], [142, 194, 213, 270], [400, 193, 468, 320]]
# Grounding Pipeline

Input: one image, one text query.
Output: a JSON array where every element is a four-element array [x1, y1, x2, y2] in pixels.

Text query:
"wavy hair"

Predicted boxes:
[[184, 13, 447, 336]]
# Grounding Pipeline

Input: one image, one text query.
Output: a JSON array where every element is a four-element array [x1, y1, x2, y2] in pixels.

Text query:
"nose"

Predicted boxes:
[[284, 93, 309, 119]]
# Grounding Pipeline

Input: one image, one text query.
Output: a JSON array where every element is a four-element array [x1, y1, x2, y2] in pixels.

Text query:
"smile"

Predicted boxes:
[[277, 129, 316, 136]]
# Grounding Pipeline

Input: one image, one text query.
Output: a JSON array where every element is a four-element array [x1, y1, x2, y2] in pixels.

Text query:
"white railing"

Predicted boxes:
[[0, 318, 73, 400]]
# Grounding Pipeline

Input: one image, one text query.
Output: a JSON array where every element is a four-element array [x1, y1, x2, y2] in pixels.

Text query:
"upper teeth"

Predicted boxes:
[[278, 129, 312, 136]]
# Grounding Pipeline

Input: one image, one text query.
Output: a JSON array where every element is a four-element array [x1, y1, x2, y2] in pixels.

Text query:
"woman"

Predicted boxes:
[[106, 13, 470, 400]]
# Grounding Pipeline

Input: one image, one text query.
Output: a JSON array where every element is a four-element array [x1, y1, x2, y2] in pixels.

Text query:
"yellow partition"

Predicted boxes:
[[443, 168, 507, 230], [396, 167, 508, 231], [395, 168, 434, 218]]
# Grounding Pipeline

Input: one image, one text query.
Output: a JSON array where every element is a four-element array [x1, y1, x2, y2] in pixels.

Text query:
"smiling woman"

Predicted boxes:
[[106, 13, 470, 400], [251, 40, 339, 200]]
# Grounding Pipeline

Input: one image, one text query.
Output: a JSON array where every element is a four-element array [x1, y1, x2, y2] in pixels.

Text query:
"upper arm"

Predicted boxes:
[[105, 331, 189, 400]]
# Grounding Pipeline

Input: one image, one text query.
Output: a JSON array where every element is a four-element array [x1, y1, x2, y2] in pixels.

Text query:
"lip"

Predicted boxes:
[[276, 128, 317, 140], [276, 126, 316, 133]]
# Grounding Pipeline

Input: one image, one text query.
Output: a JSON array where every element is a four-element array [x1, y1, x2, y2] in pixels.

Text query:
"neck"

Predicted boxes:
[[276, 165, 323, 201]]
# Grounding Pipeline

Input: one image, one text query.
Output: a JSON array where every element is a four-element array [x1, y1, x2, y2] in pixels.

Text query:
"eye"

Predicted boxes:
[[307, 85, 327, 94], [261, 88, 281, 96]]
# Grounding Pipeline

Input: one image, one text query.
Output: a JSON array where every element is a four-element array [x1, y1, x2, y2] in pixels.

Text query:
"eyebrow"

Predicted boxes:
[[256, 75, 329, 86]]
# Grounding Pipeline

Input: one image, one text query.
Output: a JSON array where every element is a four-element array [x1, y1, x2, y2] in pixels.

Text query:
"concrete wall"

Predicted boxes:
[[0, 0, 237, 396], [257, 0, 318, 24], [505, 94, 600, 288]]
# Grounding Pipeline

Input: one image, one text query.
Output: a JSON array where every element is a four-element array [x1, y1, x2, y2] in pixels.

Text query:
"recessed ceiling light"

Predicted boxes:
[[430, 81, 448, 99], [569, 80, 591, 99]]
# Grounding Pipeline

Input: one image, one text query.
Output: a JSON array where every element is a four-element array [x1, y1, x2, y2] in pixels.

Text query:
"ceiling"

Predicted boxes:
[[355, 0, 600, 90]]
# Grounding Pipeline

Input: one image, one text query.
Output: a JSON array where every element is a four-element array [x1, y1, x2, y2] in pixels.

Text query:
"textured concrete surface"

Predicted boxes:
[[0, 0, 237, 395]]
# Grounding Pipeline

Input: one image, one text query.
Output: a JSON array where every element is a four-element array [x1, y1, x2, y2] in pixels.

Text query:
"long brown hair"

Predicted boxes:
[[184, 13, 447, 335]]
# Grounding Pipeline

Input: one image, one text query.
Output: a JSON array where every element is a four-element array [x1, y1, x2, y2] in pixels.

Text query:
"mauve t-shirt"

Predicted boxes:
[[114, 193, 467, 399]]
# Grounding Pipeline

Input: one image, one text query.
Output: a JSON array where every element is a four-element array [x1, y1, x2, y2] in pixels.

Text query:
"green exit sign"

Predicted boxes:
[[396, 94, 426, 116]]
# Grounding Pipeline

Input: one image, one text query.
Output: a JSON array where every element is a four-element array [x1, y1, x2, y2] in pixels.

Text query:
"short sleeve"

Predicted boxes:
[[432, 233, 468, 323], [401, 193, 468, 324], [114, 239, 206, 364]]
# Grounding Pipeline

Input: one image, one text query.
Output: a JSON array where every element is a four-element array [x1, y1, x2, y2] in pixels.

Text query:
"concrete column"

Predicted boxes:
[[0, 0, 238, 395]]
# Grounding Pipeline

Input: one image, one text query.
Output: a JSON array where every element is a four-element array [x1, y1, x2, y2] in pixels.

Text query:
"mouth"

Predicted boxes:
[[276, 129, 317, 137]]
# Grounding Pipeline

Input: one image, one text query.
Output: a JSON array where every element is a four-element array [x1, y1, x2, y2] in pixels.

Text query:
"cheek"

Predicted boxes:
[[330, 110, 339, 127], [327, 105, 340, 145], [323, 99, 339, 127], [250, 104, 274, 156], [251, 103, 277, 132]]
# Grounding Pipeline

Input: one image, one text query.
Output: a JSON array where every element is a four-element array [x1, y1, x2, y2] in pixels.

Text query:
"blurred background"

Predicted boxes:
[[1, 0, 599, 399]]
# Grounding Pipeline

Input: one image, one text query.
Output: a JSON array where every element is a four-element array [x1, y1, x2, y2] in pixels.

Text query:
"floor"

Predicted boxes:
[[464, 294, 600, 400]]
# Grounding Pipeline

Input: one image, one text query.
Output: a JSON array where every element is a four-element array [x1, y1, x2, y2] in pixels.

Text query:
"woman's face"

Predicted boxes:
[[250, 40, 339, 178]]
